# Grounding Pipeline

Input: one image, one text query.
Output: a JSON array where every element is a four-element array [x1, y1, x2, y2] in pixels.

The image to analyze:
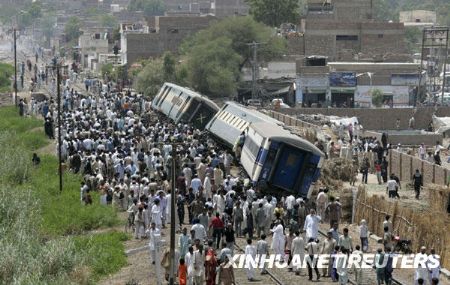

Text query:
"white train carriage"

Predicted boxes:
[[151, 83, 219, 129], [205, 101, 283, 148], [241, 122, 325, 198]]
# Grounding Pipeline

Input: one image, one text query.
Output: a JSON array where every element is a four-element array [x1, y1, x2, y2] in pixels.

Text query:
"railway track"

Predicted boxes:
[[316, 229, 405, 285], [232, 231, 406, 285]]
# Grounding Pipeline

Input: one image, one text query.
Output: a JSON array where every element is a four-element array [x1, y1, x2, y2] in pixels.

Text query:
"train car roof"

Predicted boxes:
[[222, 101, 284, 126], [249, 122, 325, 157], [163, 82, 220, 111]]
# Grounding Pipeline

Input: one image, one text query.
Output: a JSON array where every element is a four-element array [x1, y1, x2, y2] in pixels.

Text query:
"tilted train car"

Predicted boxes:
[[241, 122, 325, 198], [205, 101, 283, 148], [151, 83, 219, 129]]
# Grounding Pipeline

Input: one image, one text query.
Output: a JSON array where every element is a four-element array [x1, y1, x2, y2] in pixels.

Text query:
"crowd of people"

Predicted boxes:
[[16, 55, 442, 284]]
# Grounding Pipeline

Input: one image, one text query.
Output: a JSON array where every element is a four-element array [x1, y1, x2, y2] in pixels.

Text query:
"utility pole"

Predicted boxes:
[[442, 27, 449, 105], [46, 62, 67, 193], [247, 41, 264, 99], [56, 65, 63, 193], [14, 28, 17, 106], [168, 143, 177, 285]]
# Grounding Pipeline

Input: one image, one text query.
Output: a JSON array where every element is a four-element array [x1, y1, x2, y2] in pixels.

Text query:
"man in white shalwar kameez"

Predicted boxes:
[[271, 221, 286, 262], [245, 238, 257, 281], [148, 222, 161, 264], [304, 209, 321, 241], [185, 246, 195, 285], [428, 249, 440, 283], [151, 199, 163, 229], [291, 231, 305, 275], [165, 191, 171, 223], [203, 173, 212, 200], [263, 199, 274, 235], [415, 246, 429, 285]]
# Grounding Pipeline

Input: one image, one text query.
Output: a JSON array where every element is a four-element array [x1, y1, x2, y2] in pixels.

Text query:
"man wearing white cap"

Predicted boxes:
[[415, 246, 429, 285]]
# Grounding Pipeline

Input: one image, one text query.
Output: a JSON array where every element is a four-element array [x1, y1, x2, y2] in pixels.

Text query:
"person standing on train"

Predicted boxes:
[[233, 131, 246, 161]]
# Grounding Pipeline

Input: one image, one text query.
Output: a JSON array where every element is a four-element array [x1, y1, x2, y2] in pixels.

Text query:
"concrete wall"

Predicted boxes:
[[399, 10, 437, 24], [389, 150, 449, 185], [277, 107, 450, 130], [364, 130, 442, 146]]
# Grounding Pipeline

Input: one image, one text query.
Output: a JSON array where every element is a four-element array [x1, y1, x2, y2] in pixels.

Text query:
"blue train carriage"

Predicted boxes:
[[151, 83, 219, 129], [205, 101, 283, 148], [241, 122, 325, 199]]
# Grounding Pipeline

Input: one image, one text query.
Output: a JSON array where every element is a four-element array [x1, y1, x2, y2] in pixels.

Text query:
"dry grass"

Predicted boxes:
[[355, 186, 450, 268], [427, 184, 450, 213]]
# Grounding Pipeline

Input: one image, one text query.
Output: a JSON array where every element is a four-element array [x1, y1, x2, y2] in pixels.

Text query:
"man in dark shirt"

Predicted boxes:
[[412, 169, 423, 199], [223, 223, 235, 254]]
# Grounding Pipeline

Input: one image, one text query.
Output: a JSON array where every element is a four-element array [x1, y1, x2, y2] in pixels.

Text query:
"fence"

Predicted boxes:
[[266, 110, 318, 129], [355, 186, 450, 268], [389, 149, 449, 185]]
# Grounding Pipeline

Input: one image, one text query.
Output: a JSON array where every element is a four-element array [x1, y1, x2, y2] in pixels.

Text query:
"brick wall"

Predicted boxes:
[[126, 33, 162, 64], [304, 35, 335, 58], [287, 36, 305, 55], [126, 16, 215, 64]]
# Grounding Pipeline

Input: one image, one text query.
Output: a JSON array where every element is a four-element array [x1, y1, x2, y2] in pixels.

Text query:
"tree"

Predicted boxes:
[[163, 52, 176, 82], [181, 16, 286, 71], [41, 15, 56, 46], [0, 63, 14, 93], [371, 89, 384, 107], [27, 1, 42, 19], [180, 16, 286, 97], [101, 63, 114, 80], [99, 14, 118, 29], [186, 37, 242, 97], [134, 58, 165, 97], [64, 17, 82, 43], [128, 0, 165, 17], [246, 0, 300, 27], [405, 27, 422, 53]]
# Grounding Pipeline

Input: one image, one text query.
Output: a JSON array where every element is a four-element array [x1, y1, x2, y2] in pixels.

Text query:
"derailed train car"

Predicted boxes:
[[241, 122, 325, 198], [204, 101, 283, 148], [151, 83, 219, 129], [152, 83, 324, 198]]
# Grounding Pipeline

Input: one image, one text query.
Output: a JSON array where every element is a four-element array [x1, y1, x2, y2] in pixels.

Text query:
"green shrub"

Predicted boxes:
[[0, 132, 31, 184], [0, 186, 82, 285], [0, 106, 125, 283], [32, 155, 119, 236], [371, 88, 384, 108], [74, 232, 128, 279]]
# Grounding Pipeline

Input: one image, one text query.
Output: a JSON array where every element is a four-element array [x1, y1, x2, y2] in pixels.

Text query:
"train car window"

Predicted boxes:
[[219, 111, 227, 120], [237, 119, 247, 130], [225, 113, 233, 123], [154, 85, 168, 106], [225, 114, 233, 123], [158, 87, 172, 106], [234, 118, 244, 128], [230, 116, 238, 126], [175, 96, 191, 118], [219, 112, 226, 121]]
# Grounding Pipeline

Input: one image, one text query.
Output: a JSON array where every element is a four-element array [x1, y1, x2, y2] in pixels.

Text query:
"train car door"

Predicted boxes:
[[271, 144, 305, 191]]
